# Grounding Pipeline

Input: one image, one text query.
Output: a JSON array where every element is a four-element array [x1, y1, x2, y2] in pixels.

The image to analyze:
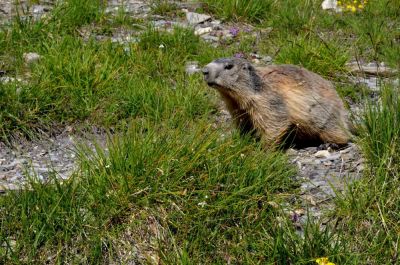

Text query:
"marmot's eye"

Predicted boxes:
[[224, 63, 234, 70]]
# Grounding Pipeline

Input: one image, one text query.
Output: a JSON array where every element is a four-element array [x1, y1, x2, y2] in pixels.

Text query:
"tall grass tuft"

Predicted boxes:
[[202, 0, 273, 23], [0, 121, 301, 263], [333, 85, 400, 264]]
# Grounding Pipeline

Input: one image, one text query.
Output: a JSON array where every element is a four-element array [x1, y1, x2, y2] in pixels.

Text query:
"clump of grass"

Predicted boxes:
[[47, 0, 104, 31], [333, 85, 400, 264], [0, 121, 302, 263], [270, 32, 349, 77], [150, 0, 183, 18], [0, 23, 230, 141], [202, 0, 273, 23], [361, 86, 400, 169]]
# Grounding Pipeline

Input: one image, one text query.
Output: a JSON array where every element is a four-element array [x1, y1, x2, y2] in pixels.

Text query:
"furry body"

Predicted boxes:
[[202, 58, 352, 147]]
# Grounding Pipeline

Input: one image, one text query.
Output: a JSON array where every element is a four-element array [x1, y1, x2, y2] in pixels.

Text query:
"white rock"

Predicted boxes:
[[186, 11, 211, 25], [185, 61, 200, 75], [194, 27, 212, 36], [314, 150, 331, 159], [322, 0, 336, 9], [201, 34, 219, 42], [322, 0, 342, 12], [346, 61, 398, 77], [0, 76, 16, 83], [23, 52, 41, 65]]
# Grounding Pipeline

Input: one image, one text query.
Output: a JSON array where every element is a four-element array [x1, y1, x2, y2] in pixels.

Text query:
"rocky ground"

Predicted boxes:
[[0, 0, 392, 228], [0, 126, 107, 192]]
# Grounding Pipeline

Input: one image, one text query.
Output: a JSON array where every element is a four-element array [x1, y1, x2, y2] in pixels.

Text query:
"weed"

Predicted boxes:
[[202, 0, 273, 23]]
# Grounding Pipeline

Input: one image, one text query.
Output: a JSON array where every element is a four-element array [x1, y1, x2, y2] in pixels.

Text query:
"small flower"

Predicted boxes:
[[159, 44, 165, 49], [198, 201, 207, 207], [234, 52, 244, 58], [315, 257, 336, 265], [338, 0, 367, 12], [229, 27, 240, 37]]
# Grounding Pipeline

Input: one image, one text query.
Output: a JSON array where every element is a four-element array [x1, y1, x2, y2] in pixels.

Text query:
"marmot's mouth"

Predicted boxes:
[[207, 82, 223, 90]]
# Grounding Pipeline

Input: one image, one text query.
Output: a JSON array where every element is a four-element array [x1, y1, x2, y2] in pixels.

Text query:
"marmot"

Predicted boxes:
[[202, 58, 352, 148]]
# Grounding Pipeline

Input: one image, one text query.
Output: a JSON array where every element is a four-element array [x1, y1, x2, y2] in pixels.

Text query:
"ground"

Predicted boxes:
[[0, 0, 399, 264]]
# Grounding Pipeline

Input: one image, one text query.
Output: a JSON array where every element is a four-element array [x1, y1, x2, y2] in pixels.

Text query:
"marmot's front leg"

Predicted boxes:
[[253, 113, 291, 148]]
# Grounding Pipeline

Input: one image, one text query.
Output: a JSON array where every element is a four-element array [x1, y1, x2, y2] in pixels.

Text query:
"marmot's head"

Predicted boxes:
[[202, 58, 263, 92]]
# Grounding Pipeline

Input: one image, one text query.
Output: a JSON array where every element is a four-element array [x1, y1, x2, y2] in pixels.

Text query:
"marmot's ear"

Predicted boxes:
[[242, 63, 251, 70], [249, 67, 263, 91], [224, 62, 234, 70], [243, 63, 257, 72]]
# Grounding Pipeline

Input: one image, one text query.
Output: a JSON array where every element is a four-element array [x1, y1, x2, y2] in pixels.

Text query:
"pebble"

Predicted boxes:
[[346, 61, 398, 77], [185, 11, 211, 25], [194, 26, 212, 36], [314, 150, 331, 158], [185, 61, 201, 75], [23, 52, 41, 65], [321, 0, 341, 12]]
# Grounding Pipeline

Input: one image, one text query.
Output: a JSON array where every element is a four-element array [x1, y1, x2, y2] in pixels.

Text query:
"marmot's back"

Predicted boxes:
[[202, 58, 352, 147], [258, 65, 349, 133]]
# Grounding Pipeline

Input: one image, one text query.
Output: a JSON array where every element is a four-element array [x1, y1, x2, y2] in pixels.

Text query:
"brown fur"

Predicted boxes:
[[202, 58, 352, 148]]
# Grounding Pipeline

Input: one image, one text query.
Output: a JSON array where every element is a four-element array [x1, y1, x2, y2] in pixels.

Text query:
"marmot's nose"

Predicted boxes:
[[202, 67, 209, 76]]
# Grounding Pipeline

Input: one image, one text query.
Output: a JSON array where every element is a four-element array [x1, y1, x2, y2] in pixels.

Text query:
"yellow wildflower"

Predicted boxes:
[[337, 0, 367, 12], [315, 257, 336, 265]]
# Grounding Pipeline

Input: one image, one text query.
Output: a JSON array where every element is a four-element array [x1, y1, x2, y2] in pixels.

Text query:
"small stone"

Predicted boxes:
[[286, 148, 298, 156], [185, 11, 211, 25], [294, 208, 305, 216], [185, 61, 200, 75], [201, 34, 219, 43], [267, 201, 279, 209], [0, 183, 21, 192], [262, 55, 273, 63], [195, 27, 212, 35], [211, 20, 221, 25], [322, 0, 338, 10], [23, 52, 41, 65], [314, 150, 331, 159], [346, 61, 397, 77], [32, 5, 51, 14], [0, 77, 16, 83], [339, 147, 351, 154], [321, 153, 341, 161], [250, 53, 262, 59], [302, 195, 317, 206]]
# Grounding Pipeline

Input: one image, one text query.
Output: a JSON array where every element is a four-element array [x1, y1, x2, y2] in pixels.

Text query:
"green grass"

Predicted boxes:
[[333, 85, 400, 264], [0, 0, 400, 263], [202, 0, 273, 23]]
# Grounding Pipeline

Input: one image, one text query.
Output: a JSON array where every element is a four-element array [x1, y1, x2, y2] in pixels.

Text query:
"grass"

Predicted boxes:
[[0, 0, 400, 263], [202, 0, 273, 23]]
